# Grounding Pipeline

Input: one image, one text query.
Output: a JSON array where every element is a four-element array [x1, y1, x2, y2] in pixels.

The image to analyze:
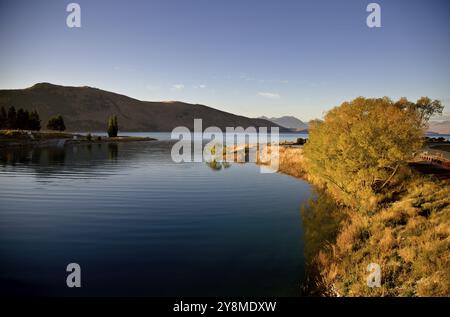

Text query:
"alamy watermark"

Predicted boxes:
[[170, 119, 280, 173], [366, 3, 381, 28], [366, 263, 381, 288], [66, 262, 81, 288], [64, 3, 380, 29], [66, 3, 81, 28]]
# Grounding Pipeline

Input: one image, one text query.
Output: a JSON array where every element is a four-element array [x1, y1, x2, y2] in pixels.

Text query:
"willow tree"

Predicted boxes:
[[303, 97, 441, 209]]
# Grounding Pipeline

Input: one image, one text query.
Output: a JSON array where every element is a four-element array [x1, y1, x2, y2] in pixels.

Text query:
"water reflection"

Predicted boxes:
[[206, 160, 232, 170], [0, 143, 123, 181], [0, 143, 118, 165], [108, 143, 118, 160], [0, 141, 308, 296], [300, 189, 346, 295]]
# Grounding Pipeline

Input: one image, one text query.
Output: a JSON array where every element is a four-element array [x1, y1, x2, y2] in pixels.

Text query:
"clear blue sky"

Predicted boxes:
[[0, 0, 449, 120]]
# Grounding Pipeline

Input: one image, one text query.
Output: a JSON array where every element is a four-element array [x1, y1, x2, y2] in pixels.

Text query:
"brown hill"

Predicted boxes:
[[0, 83, 288, 132]]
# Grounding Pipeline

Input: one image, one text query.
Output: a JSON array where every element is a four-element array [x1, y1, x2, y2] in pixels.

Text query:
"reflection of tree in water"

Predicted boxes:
[[206, 160, 231, 171], [0, 146, 65, 165], [0, 147, 33, 166], [35, 147, 66, 165], [108, 143, 118, 160], [300, 189, 347, 296], [204, 143, 232, 171], [0, 143, 122, 180]]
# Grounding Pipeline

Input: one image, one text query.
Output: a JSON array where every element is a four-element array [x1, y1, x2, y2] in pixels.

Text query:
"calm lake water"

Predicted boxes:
[[0, 140, 312, 296], [77, 131, 311, 142]]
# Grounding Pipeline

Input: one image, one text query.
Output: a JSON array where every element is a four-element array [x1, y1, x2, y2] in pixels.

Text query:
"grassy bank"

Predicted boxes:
[[248, 98, 449, 296], [263, 144, 449, 296], [226, 143, 306, 178], [308, 176, 449, 296]]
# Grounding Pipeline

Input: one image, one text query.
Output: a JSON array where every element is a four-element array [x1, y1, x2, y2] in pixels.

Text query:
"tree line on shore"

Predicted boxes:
[[0, 106, 41, 130], [0, 106, 67, 131], [0, 106, 119, 136]]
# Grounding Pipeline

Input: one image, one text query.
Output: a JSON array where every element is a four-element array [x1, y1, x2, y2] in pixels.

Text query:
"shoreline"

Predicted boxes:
[[1, 130, 449, 296], [247, 142, 449, 296], [0, 130, 157, 149]]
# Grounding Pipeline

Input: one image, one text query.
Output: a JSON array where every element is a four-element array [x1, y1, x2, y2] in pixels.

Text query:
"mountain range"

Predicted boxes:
[[427, 120, 450, 134], [1, 83, 448, 135], [259, 116, 308, 131], [261, 116, 450, 135], [0, 83, 288, 132]]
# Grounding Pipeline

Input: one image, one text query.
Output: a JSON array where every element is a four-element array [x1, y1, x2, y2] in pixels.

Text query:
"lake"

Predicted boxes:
[[76, 131, 310, 142], [77, 131, 450, 142], [0, 140, 312, 296]]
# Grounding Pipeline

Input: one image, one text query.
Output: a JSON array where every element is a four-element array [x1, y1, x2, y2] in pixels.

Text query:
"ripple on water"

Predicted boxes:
[[0, 141, 310, 296]]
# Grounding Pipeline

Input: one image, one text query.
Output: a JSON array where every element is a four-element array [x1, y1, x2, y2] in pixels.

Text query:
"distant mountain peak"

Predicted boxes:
[[29, 82, 56, 89], [258, 115, 308, 130], [428, 120, 450, 134]]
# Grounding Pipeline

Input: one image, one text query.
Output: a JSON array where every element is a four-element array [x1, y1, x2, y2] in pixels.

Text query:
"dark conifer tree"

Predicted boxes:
[[107, 115, 118, 137], [7, 106, 17, 129], [0, 106, 6, 129], [16, 108, 29, 129], [29, 110, 41, 131]]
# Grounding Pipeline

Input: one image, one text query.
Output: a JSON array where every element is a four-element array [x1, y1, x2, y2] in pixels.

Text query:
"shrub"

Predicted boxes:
[[303, 97, 441, 209], [46, 115, 66, 131], [6, 106, 16, 129]]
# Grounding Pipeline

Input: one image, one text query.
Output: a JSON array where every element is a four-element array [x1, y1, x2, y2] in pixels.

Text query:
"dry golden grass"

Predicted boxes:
[[0, 129, 74, 139], [276, 146, 306, 178], [313, 177, 450, 296], [261, 142, 450, 296], [253, 139, 450, 296], [227, 144, 306, 178]]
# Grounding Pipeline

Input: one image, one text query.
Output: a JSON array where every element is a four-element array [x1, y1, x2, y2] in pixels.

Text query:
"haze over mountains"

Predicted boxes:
[[260, 115, 450, 135], [0, 83, 287, 132], [428, 121, 450, 134], [259, 116, 308, 131]]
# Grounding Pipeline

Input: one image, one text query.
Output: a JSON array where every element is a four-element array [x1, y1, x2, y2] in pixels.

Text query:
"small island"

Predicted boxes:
[[0, 107, 156, 149]]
